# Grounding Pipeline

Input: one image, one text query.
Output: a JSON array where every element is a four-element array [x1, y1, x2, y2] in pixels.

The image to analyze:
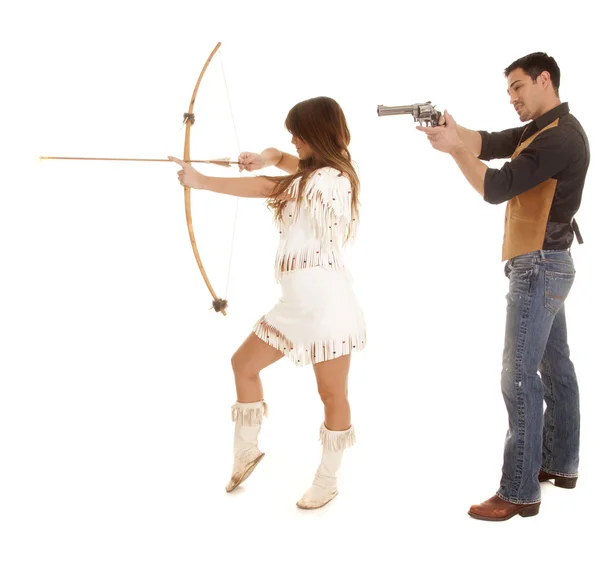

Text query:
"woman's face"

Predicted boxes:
[[291, 134, 314, 160]]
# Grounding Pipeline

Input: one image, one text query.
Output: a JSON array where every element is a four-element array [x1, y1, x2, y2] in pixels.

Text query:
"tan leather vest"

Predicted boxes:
[[501, 118, 560, 261]]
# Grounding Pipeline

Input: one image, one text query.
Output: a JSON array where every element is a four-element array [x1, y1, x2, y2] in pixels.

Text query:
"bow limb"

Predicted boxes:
[[183, 41, 228, 315]]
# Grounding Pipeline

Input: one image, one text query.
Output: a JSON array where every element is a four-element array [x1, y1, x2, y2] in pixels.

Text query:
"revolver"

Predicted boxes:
[[377, 101, 442, 127]]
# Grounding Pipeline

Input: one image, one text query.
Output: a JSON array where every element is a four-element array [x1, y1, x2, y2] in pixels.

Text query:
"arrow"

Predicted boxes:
[[39, 156, 239, 167]]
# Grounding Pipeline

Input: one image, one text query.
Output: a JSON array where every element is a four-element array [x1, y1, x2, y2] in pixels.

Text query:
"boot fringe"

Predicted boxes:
[[319, 423, 355, 451], [231, 401, 268, 426]]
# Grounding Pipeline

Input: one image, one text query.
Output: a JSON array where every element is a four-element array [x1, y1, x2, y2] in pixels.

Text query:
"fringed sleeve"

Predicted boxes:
[[287, 167, 356, 243]]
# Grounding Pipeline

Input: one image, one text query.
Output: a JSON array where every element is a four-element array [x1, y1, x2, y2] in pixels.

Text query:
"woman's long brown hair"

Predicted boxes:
[[267, 97, 360, 242]]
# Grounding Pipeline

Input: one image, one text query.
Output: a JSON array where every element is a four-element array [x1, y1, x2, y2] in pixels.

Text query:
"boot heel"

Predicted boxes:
[[518, 503, 540, 518], [555, 476, 578, 489]]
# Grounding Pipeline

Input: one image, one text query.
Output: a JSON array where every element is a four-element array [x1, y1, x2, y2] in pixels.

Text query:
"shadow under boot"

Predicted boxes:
[[296, 423, 355, 510], [226, 401, 268, 493]]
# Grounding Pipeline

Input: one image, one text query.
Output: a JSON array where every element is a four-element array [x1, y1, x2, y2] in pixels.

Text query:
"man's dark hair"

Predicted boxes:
[[504, 52, 561, 95]]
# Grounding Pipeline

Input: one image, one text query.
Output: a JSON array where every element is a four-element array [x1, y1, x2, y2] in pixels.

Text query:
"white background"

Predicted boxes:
[[1, 1, 598, 581]]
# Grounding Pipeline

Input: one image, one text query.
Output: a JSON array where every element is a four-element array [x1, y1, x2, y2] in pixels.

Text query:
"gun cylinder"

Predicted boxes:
[[377, 104, 416, 117]]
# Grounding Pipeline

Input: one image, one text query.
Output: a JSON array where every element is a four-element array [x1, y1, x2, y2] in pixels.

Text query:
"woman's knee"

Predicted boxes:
[[231, 350, 256, 378], [318, 386, 348, 407]]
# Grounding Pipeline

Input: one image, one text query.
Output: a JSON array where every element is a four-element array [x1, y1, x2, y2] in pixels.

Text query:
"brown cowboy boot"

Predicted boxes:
[[539, 469, 578, 489], [468, 495, 540, 521]]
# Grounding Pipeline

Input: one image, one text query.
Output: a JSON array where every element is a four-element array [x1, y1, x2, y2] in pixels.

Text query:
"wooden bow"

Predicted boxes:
[[183, 41, 229, 315], [40, 42, 235, 315]]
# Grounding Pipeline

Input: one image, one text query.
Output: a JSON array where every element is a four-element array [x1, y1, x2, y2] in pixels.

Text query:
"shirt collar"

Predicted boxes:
[[532, 102, 569, 131]]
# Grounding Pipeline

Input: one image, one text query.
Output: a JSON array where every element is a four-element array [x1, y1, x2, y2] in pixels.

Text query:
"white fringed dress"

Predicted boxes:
[[252, 166, 366, 366]]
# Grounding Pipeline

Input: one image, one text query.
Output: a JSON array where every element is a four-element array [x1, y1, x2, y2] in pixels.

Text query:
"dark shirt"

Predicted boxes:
[[478, 102, 589, 249]]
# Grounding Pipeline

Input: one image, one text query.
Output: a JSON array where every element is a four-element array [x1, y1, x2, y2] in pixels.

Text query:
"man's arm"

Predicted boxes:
[[482, 130, 579, 204], [446, 127, 578, 204], [440, 111, 519, 159], [416, 112, 575, 202], [449, 145, 488, 196], [456, 126, 482, 157], [478, 126, 525, 161], [417, 112, 488, 195]]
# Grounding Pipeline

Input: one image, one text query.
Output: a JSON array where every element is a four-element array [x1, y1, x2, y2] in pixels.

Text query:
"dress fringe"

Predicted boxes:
[[274, 246, 344, 282], [253, 317, 366, 367]]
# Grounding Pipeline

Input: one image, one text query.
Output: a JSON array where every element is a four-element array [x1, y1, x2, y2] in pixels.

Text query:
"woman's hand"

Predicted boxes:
[[168, 156, 206, 189], [238, 151, 266, 173]]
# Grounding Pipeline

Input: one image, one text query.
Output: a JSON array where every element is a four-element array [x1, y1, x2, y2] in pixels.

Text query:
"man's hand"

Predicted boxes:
[[415, 110, 488, 196], [168, 156, 206, 189], [416, 110, 464, 154]]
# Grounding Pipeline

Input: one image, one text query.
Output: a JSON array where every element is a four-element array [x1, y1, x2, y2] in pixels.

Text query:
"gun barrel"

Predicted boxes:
[[377, 104, 416, 117]]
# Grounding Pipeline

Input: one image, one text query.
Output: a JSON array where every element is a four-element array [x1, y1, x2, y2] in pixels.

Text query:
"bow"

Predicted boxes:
[[183, 41, 229, 316], [40, 42, 237, 315]]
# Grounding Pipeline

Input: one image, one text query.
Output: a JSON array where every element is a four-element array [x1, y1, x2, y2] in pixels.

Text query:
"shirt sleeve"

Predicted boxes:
[[483, 128, 579, 205], [478, 126, 525, 161], [288, 167, 354, 241], [289, 167, 352, 217]]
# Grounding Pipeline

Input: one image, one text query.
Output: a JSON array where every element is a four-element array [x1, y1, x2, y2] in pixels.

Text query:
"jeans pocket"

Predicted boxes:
[[507, 266, 535, 301], [544, 270, 574, 315]]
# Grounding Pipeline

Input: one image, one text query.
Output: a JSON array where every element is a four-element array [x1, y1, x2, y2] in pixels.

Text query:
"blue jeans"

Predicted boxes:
[[497, 250, 580, 504]]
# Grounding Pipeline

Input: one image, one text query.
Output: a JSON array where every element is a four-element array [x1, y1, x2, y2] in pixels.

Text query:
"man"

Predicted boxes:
[[417, 52, 590, 521]]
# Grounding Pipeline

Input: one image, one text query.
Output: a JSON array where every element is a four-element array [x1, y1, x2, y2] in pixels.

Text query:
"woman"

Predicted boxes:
[[169, 96, 366, 509]]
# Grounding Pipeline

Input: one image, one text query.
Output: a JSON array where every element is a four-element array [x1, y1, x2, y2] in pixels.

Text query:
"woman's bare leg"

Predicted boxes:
[[231, 333, 284, 402], [225, 333, 283, 493], [296, 354, 354, 509], [313, 354, 351, 430]]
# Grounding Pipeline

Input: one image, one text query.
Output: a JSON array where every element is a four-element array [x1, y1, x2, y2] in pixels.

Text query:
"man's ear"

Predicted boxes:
[[539, 70, 552, 89]]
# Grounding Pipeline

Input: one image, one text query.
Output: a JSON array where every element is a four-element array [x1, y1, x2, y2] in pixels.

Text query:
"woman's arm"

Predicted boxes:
[[240, 148, 299, 174], [269, 148, 299, 174], [169, 156, 278, 198], [202, 175, 277, 198]]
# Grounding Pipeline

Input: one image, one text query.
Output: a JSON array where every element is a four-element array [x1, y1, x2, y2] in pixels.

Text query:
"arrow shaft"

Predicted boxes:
[[39, 156, 239, 164]]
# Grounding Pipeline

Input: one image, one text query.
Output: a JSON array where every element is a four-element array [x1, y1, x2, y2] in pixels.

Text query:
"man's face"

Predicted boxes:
[[506, 67, 544, 122]]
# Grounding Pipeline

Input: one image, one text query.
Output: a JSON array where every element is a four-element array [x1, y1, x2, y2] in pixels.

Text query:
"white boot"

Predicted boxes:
[[226, 400, 268, 493], [296, 423, 355, 509]]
